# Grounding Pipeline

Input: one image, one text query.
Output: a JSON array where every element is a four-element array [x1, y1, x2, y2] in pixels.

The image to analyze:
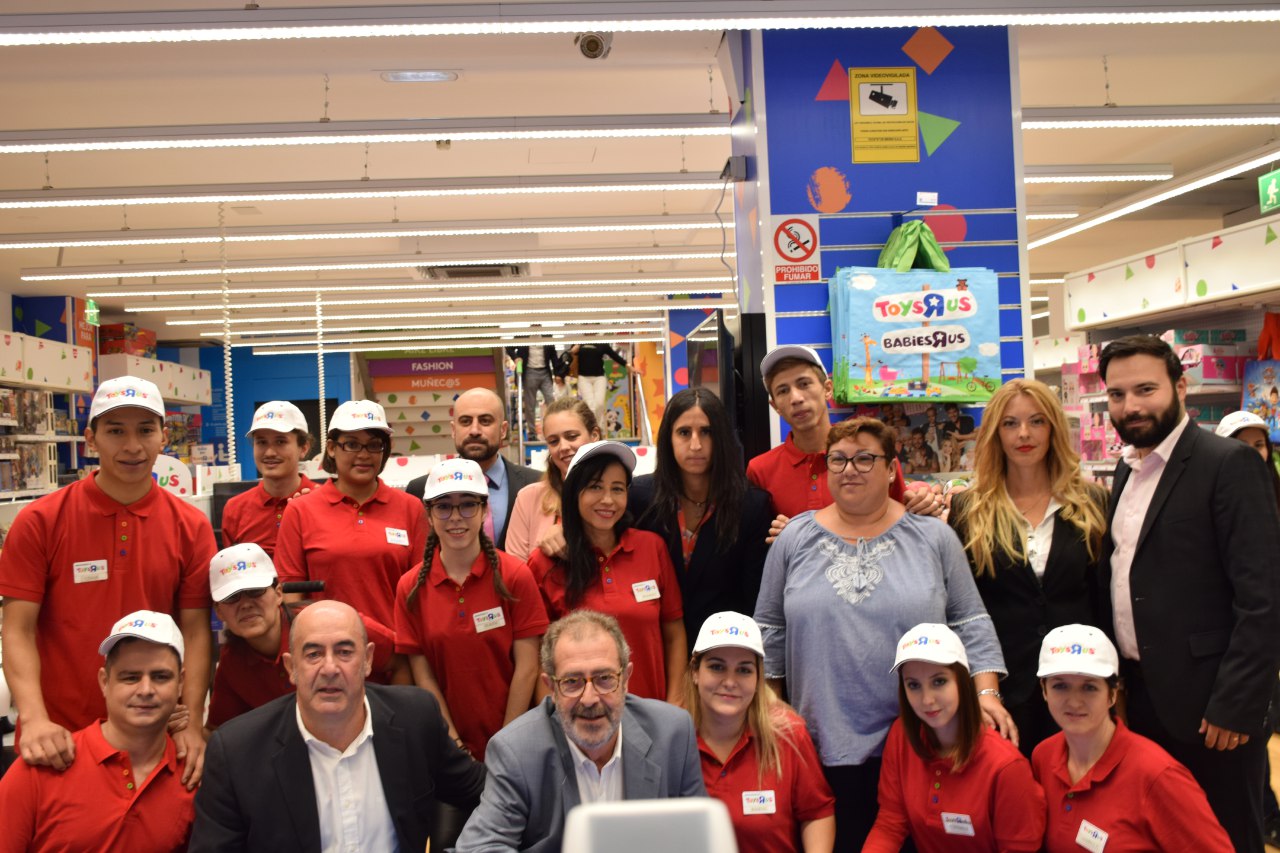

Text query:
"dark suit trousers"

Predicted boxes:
[[1124, 659, 1267, 851]]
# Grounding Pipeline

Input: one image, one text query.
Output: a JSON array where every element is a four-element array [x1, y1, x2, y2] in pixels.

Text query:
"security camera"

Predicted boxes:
[[575, 32, 613, 60]]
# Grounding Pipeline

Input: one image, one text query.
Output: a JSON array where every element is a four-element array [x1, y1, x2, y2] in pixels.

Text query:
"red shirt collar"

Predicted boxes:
[[320, 478, 389, 507], [1048, 718, 1133, 792], [83, 720, 180, 776], [429, 549, 491, 587], [84, 471, 160, 517], [697, 726, 754, 767]]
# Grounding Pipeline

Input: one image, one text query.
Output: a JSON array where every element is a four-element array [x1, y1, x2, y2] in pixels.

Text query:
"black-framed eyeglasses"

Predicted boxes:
[[826, 451, 886, 474], [429, 499, 484, 520], [335, 439, 386, 454], [549, 670, 623, 697], [221, 586, 273, 606]]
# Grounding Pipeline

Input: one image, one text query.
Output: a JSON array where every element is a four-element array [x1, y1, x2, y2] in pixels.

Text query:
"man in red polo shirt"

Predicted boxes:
[[0, 610, 196, 852], [220, 400, 317, 555], [0, 375, 215, 787]]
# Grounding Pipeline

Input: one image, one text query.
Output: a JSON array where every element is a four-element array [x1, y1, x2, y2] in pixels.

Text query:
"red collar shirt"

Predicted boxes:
[[274, 479, 427, 628], [220, 475, 318, 555], [865, 720, 1046, 853], [394, 549, 549, 760], [0, 474, 215, 733], [747, 433, 905, 518], [698, 707, 835, 853], [529, 527, 682, 701], [0, 722, 195, 853], [1032, 720, 1232, 853]]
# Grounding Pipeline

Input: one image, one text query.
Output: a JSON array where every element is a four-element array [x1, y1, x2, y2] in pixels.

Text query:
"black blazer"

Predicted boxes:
[[949, 487, 1107, 706], [1100, 422, 1280, 740], [190, 684, 485, 853], [629, 474, 774, 652], [406, 456, 541, 551]]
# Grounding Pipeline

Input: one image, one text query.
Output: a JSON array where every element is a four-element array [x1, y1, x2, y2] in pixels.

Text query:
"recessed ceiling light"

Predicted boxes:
[[380, 70, 459, 82]]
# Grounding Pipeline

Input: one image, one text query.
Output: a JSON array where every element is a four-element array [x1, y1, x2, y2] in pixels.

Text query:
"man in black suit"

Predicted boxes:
[[1099, 335, 1280, 851], [190, 600, 485, 852], [405, 387, 540, 550]]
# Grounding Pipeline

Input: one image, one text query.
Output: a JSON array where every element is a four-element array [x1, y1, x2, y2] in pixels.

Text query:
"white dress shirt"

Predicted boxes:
[[296, 696, 399, 853], [1019, 496, 1062, 580], [1109, 415, 1191, 660], [566, 726, 625, 805]]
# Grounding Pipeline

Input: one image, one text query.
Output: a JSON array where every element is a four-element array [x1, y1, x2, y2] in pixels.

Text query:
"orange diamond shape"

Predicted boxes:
[[902, 27, 953, 75]]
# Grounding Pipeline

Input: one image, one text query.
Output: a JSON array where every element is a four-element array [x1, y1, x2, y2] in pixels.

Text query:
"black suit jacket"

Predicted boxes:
[[191, 684, 485, 853], [1100, 421, 1280, 740], [406, 456, 541, 550], [629, 474, 774, 651]]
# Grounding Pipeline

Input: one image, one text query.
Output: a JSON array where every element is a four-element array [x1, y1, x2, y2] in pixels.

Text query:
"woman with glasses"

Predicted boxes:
[[754, 417, 1004, 849], [276, 400, 427, 628], [394, 458, 548, 759], [630, 388, 774, 654], [529, 440, 687, 703]]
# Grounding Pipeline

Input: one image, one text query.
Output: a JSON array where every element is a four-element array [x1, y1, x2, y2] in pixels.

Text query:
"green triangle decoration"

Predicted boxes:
[[1124, 265, 1134, 279], [397, 412, 406, 420], [34, 319, 51, 337], [409, 440, 421, 451], [433, 393, 441, 402], [1267, 225, 1277, 244], [918, 111, 961, 157]]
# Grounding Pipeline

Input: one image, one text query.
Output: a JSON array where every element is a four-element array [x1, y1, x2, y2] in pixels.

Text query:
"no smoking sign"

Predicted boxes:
[[772, 215, 821, 283]]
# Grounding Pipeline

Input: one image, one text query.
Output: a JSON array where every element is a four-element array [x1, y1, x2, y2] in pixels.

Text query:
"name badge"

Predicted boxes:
[[73, 559, 109, 584], [385, 527, 409, 546], [742, 790, 776, 815], [1075, 819, 1108, 852], [941, 813, 975, 837], [473, 606, 507, 633], [632, 580, 661, 602]]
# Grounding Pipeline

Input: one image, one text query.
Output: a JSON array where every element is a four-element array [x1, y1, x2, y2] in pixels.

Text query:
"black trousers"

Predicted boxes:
[[823, 760, 917, 852]]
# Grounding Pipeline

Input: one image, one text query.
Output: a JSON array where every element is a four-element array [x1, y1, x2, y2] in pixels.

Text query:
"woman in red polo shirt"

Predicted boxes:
[[528, 440, 686, 703], [688, 611, 835, 853], [275, 400, 426, 628], [866, 622, 1045, 852], [394, 458, 548, 760]]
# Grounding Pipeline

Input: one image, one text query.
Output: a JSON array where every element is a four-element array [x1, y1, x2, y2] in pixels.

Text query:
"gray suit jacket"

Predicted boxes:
[[406, 455, 540, 551], [451, 695, 706, 852]]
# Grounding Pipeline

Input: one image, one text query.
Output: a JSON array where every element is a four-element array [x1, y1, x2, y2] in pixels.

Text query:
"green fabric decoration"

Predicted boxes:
[[876, 219, 951, 273]]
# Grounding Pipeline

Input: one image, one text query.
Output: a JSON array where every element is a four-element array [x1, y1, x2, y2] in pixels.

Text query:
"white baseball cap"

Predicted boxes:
[[565, 440, 637, 479], [209, 543, 278, 603], [89, 376, 165, 422], [760, 345, 827, 384], [891, 623, 969, 672], [1215, 410, 1269, 440], [422, 457, 489, 502], [1037, 624, 1119, 679], [99, 610, 185, 663], [247, 401, 309, 437], [693, 611, 765, 658], [329, 400, 392, 435]]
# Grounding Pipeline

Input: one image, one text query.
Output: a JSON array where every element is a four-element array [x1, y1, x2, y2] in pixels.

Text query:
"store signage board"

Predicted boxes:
[[1260, 168, 1280, 215], [849, 66, 920, 164], [772, 215, 821, 283]]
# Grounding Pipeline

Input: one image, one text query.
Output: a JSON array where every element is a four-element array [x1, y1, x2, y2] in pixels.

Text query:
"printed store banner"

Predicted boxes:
[[829, 266, 1000, 403]]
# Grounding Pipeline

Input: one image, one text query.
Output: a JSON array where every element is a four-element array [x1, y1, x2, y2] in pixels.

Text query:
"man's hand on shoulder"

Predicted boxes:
[[17, 717, 76, 771], [173, 725, 207, 790]]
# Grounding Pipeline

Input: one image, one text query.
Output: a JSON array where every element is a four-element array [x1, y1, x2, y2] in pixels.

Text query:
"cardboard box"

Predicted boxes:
[[1159, 328, 1210, 345], [1209, 329, 1248, 345], [99, 338, 158, 358], [1177, 344, 1243, 385]]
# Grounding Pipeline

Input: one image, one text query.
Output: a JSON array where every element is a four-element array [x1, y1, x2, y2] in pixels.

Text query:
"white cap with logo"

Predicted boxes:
[[247, 401, 309, 436], [891, 623, 969, 672], [99, 610, 185, 663], [693, 611, 765, 657], [760, 345, 827, 384], [1215, 410, 1269, 440], [328, 400, 392, 435], [1037, 624, 1119, 679], [89, 376, 165, 422], [422, 457, 489, 502], [565, 440, 637, 479], [209, 542, 278, 603]]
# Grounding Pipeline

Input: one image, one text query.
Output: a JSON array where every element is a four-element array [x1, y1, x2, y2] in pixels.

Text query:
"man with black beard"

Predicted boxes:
[[406, 387, 539, 550], [1098, 334, 1280, 852]]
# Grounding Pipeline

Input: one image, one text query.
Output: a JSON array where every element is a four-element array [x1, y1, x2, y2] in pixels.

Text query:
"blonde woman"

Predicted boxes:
[[948, 379, 1108, 754]]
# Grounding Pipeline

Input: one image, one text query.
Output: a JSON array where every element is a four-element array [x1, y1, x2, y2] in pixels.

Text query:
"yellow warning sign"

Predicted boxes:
[[849, 66, 919, 164]]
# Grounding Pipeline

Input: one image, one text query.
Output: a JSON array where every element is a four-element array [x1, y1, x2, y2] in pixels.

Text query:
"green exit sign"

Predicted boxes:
[[1262, 168, 1280, 215]]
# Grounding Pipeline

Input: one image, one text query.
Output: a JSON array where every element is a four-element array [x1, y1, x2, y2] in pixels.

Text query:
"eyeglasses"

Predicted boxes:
[[549, 670, 623, 697], [826, 451, 887, 474], [429, 499, 484, 520], [335, 439, 386, 454], [220, 586, 272, 606]]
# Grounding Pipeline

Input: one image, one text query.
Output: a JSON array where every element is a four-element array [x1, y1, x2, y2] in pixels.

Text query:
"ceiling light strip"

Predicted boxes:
[[126, 287, 729, 312], [253, 335, 667, 357], [1023, 104, 1280, 130], [236, 327, 665, 348], [204, 316, 665, 338], [166, 300, 737, 326]]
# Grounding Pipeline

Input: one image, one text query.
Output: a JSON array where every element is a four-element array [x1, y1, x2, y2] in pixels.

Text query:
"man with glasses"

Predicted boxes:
[[452, 610, 705, 853]]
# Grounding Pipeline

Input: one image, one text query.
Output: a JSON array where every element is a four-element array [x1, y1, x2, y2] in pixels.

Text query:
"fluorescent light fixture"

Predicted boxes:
[[1026, 209, 1079, 221], [1024, 164, 1173, 184], [380, 70, 458, 82], [203, 316, 666, 337], [1030, 296, 1050, 303], [1030, 140, 1280, 250], [237, 326, 664, 348], [254, 334, 665, 357], [1030, 277, 1066, 285], [166, 300, 737, 326], [1023, 104, 1280, 130], [1030, 311, 1051, 320]]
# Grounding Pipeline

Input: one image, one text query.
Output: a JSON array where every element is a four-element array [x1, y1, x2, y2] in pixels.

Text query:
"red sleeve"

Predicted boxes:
[[219, 496, 244, 548], [745, 455, 767, 492], [1144, 765, 1233, 852], [654, 536, 683, 622], [503, 557, 550, 640], [178, 506, 216, 609], [0, 758, 37, 852], [528, 550, 567, 619], [784, 712, 835, 822], [393, 564, 428, 655], [206, 661, 252, 729], [990, 752, 1047, 852], [360, 612, 397, 675], [274, 500, 307, 583], [863, 721, 912, 853], [0, 504, 50, 602]]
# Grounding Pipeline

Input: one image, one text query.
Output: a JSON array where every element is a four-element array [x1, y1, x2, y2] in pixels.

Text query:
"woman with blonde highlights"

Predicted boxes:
[[948, 379, 1108, 755]]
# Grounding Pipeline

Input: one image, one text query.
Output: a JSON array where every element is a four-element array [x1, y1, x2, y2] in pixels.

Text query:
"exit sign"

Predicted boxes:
[[1261, 168, 1280, 215]]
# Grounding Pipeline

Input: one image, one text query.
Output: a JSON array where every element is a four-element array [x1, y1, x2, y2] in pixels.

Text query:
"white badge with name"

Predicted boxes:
[[632, 580, 661, 602], [941, 813, 976, 837], [473, 606, 507, 633], [1075, 819, 1108, 852], [73, 559, 109, 584], [385, 527, 409, 546], [742, 790, 776, 815]]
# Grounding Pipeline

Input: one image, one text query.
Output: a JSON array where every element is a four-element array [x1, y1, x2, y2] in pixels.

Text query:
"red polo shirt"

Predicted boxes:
[[206, 608, 397, 729], [1032, 721, 1231, 853], [394, 549, 549, 760], [698, 707, 835, 853], [0, 474, 215, 735], [866, 720, 1045, 853], [0, 721, 195, 853], [220, 475, 318, 555], [529, 527, 682, 701], [275, 479, 427, 628], [747, 433, 905, 518]]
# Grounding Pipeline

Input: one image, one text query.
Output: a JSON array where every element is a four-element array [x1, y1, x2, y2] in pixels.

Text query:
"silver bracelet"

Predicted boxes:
[[977, 688, 1003, 700]]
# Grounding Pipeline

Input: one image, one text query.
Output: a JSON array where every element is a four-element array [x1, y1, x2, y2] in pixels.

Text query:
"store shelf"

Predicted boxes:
[[0, 487, 56, 500], [1078, 392, 1108, 404], [1186, 384, 1241, 397], [0, 453, 18, 460], [0, 417, 16, 427], [12, 434, 85, 443]]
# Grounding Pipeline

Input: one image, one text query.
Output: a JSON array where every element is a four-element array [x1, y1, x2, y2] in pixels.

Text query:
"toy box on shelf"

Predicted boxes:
[[98, 323, 158, 359]]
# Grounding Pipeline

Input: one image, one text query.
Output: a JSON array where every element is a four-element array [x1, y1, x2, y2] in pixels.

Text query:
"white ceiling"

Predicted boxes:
[[0, 3, 1276, 351]]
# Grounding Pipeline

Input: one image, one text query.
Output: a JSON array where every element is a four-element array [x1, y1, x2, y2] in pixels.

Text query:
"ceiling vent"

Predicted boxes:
[[415, 263, 527, 280]]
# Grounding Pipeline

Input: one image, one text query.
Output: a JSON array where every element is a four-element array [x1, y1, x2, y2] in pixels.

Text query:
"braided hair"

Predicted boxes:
[[405, 499, 516, 610]]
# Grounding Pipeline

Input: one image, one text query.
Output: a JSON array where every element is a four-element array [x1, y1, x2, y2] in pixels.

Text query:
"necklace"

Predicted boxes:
[[1012, 492, 1050, 517], [680, 492, 708, 508]]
